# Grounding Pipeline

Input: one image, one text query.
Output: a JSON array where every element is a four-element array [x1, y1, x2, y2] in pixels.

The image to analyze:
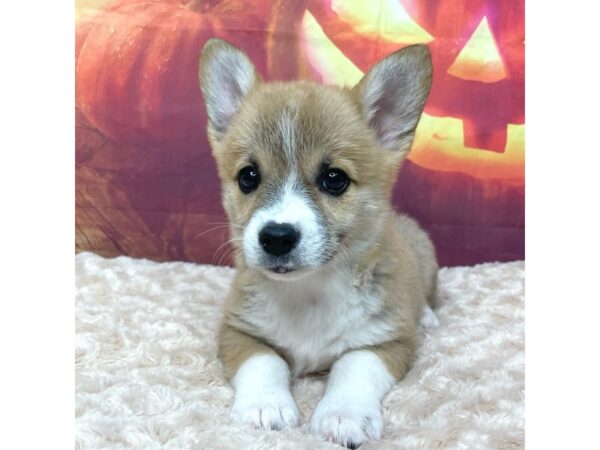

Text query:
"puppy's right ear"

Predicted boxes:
[[199, 38, 259, 142]]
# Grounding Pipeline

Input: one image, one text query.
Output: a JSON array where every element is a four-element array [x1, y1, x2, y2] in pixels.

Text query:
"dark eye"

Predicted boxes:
[[238, 166, 261, 193], [319, 168, 349, 196]]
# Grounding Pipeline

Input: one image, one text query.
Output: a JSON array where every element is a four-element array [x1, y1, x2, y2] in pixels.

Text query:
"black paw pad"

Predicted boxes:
[[270, 424, 282, 431], [346, 442, 360, 449]]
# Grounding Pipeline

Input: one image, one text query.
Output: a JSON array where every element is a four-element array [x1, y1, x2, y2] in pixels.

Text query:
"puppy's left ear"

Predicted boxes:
[[352, 45, 432, 155]]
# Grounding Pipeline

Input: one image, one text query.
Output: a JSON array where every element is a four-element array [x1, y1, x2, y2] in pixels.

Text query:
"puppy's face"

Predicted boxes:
[[199, 39, 432, 279]]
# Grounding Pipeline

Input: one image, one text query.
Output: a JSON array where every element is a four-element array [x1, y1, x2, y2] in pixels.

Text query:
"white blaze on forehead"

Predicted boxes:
[[278, 108, 297, 163], [242, 103, 327, 269]]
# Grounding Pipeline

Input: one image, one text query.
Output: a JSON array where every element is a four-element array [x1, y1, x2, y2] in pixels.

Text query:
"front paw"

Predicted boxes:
[[310, 399, 383, 448], [230, 390, 301, 430]]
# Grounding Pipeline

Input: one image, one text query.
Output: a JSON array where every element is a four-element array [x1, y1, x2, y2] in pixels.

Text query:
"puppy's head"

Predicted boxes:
[[199, 39, 432, 280]]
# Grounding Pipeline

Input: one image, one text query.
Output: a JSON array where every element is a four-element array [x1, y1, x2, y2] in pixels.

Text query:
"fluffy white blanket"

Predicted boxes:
[[75, 252, 524, 449]]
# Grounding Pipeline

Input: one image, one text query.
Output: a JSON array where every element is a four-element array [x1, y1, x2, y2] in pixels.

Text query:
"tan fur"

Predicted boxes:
[[352, 214, 436, 379], [199, 39, 437, 382], [218, 323, 280, 380]]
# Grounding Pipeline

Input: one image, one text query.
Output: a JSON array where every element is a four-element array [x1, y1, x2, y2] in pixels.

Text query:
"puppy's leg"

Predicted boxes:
[[220, 324, 300, 430], [311, 341, 415, 448]]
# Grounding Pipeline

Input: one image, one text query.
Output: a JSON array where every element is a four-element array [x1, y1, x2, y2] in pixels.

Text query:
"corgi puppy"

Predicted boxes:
[[199, 38, 438, 449]]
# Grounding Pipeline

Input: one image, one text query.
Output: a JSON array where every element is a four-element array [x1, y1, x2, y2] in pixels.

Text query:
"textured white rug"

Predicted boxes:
[[75, 252, 524, 450]]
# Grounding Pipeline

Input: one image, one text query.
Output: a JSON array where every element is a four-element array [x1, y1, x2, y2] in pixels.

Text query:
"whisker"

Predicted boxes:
[[206, 221, 243, 230], [218, 247, 241, 266], [211, 238, 243, 265], [193, 225, 230, 239]]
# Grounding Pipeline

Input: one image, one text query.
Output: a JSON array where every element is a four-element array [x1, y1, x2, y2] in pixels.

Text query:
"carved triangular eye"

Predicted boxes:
[[447, 16, 508, 83], [331, 0, 433, 44]]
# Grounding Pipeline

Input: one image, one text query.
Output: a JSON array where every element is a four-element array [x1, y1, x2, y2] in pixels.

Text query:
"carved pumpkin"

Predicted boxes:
[[402, 0, 524, 152], [304, 0, 524, 166], [75, 0, 306, 263]]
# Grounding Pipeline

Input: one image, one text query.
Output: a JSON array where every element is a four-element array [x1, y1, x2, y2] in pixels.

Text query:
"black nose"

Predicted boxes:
[[258, 222, 300, 257]]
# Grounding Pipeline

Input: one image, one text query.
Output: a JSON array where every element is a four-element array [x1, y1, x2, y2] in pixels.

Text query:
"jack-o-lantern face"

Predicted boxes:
[[303, 0, 524, 180]]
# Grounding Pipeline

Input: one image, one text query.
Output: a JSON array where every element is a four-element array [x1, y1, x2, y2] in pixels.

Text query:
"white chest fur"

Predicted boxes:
[[242, 265, 396, 376]]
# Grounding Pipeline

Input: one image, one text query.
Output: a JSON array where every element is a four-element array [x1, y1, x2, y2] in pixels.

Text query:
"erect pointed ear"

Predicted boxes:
[[199, 38, 259, 141], [352, 44, 432, 154]]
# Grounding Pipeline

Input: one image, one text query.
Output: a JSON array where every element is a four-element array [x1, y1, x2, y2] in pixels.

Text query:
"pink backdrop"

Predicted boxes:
[[75, 0, 524, 267]]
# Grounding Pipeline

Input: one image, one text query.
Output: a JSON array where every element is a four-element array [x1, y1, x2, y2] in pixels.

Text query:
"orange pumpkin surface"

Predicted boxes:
[[76, 0, 272, 148]]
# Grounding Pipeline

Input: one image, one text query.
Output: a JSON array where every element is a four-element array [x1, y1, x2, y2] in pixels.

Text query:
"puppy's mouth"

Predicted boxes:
[[270, 266, 294, 275], [262, 236, 345, 279], [261, 264, 316, 281]]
